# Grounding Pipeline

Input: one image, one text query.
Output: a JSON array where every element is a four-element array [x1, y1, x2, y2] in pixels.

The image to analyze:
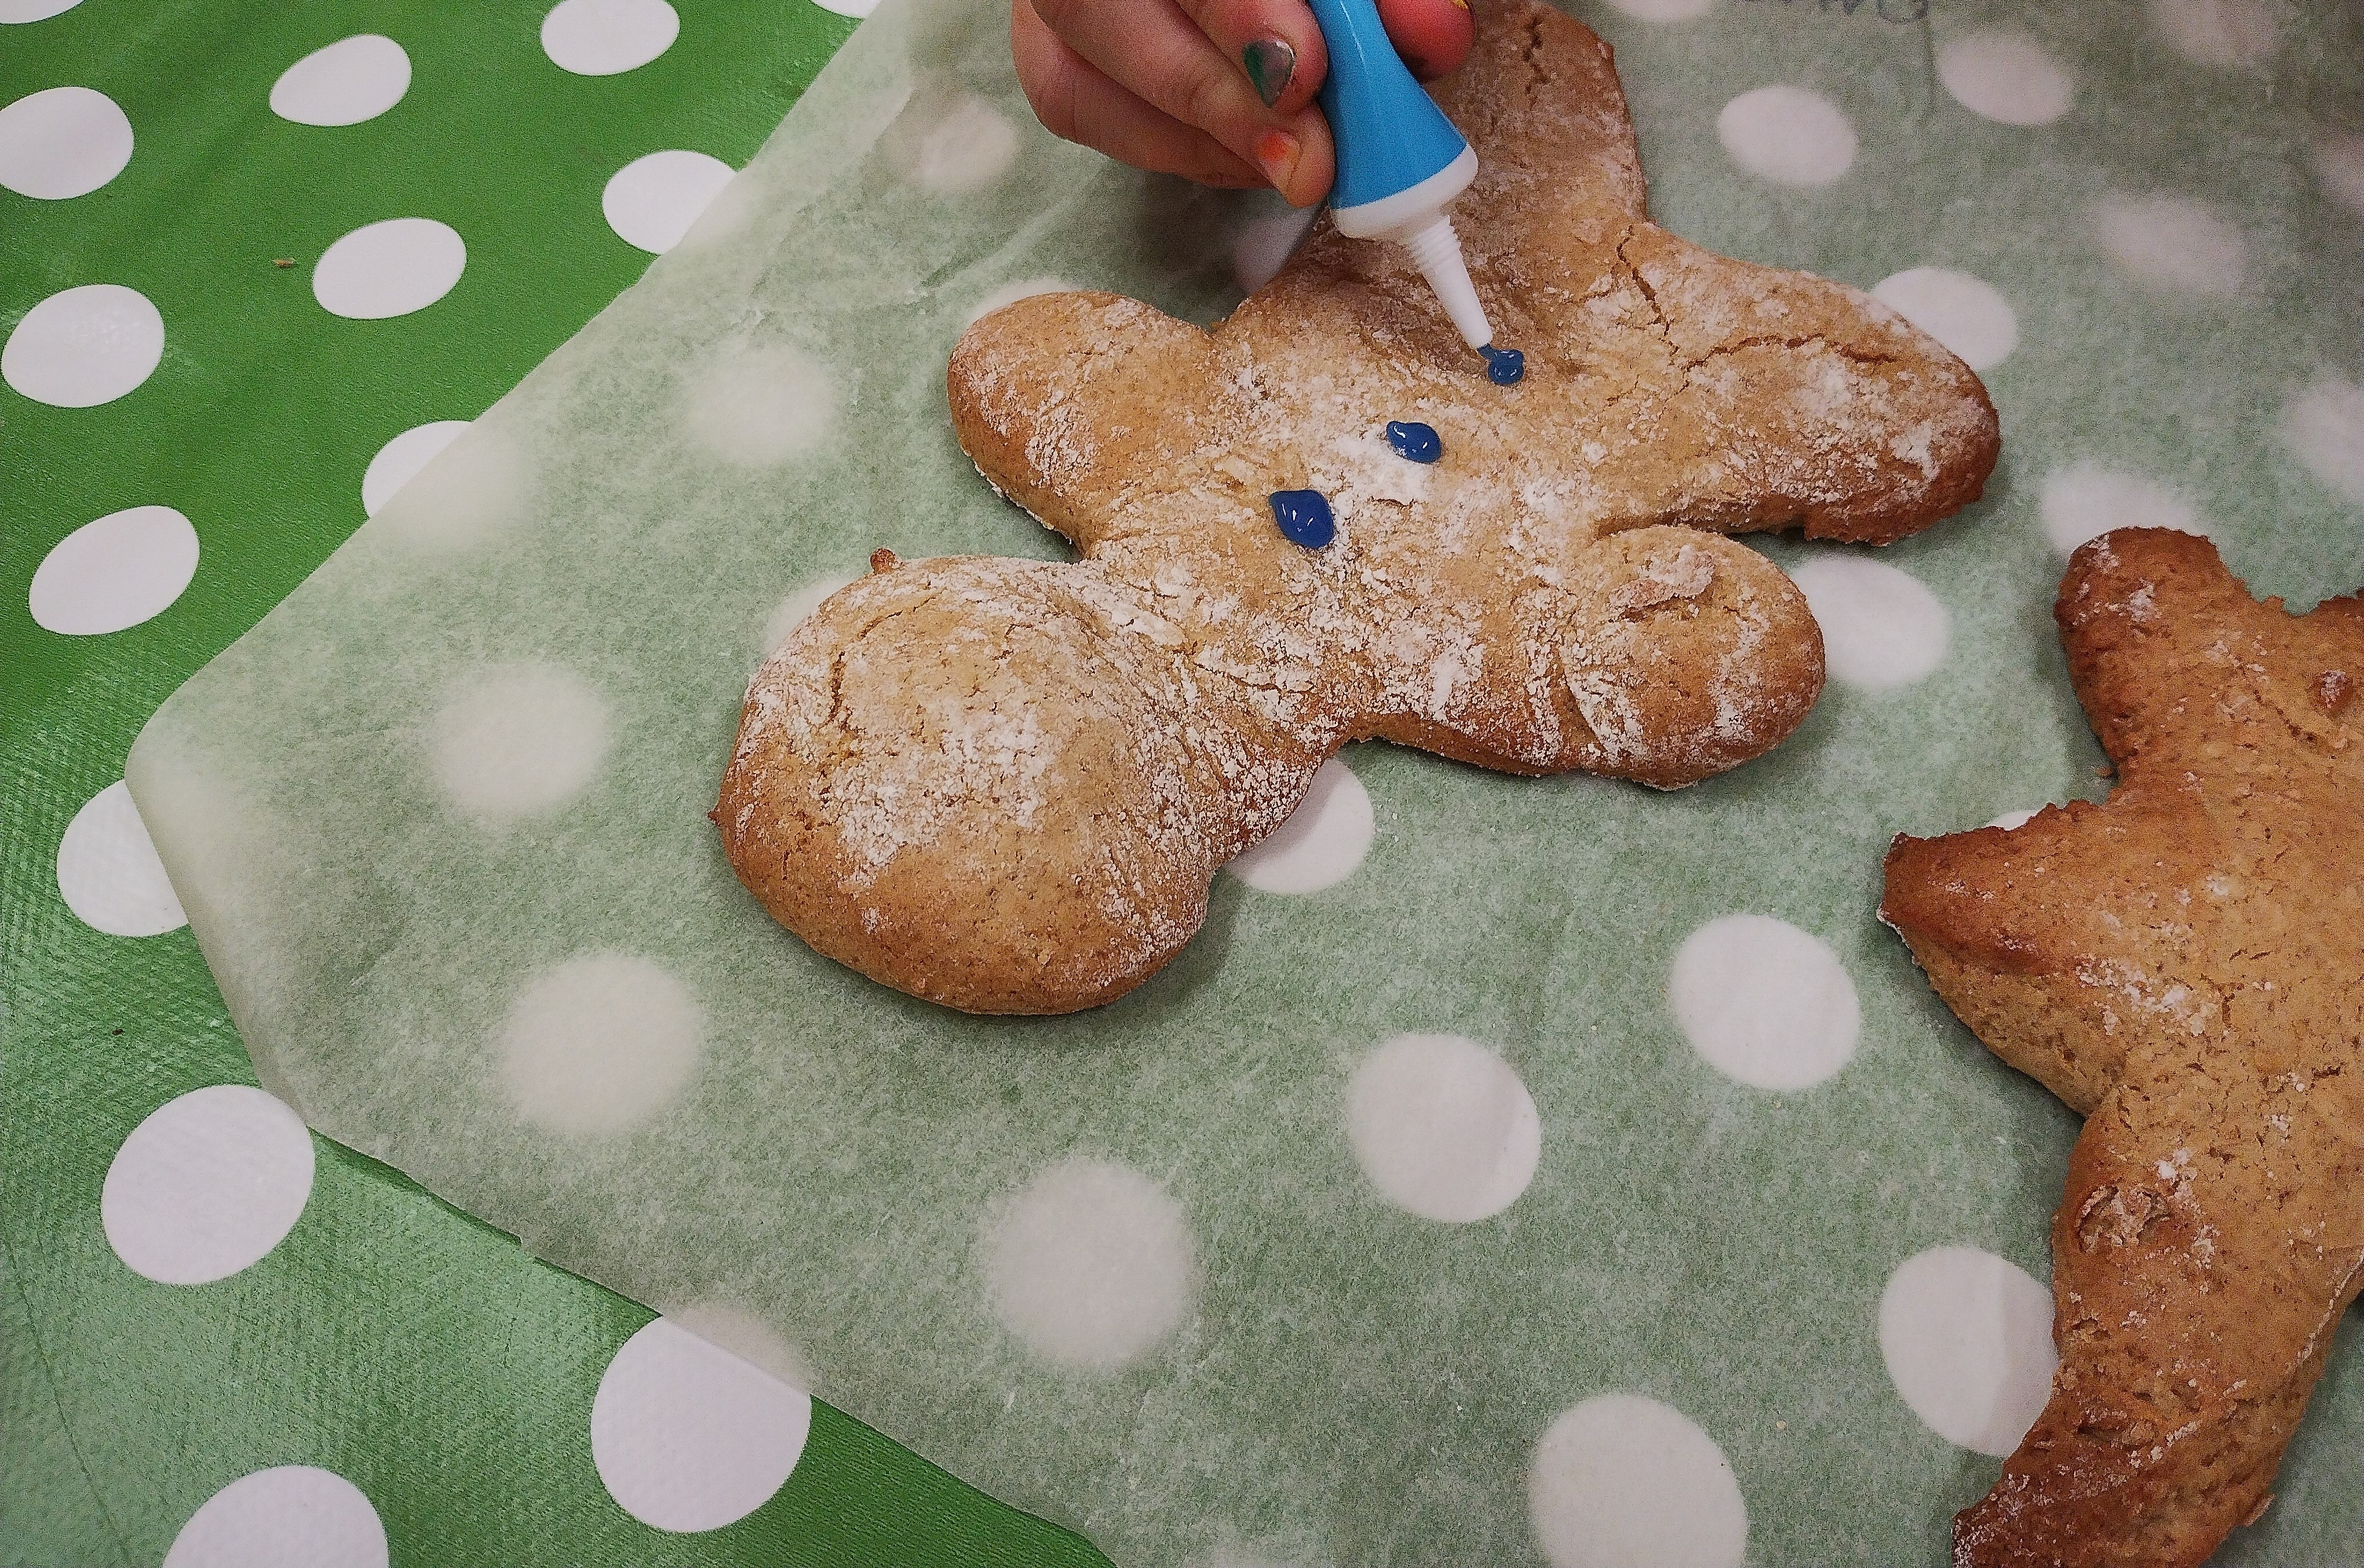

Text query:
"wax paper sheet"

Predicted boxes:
[[127, 0, 2364, 1562]]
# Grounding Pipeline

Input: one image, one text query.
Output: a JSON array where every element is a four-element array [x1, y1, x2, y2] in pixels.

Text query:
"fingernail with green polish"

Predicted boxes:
[[1243, 37, 1297, 108]]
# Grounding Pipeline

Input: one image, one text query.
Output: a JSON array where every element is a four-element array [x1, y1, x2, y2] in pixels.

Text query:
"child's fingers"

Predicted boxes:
[[1376, 0, 1475, 81], [1025, 0, 1334, 205], [1168, 0, 1328, 118], [1012, 0, 1268, 189]]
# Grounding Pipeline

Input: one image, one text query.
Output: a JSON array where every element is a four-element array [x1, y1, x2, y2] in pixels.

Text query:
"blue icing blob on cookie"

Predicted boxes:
[[1480, 343, 1525, 385], [1385, 421, 1442, 463], [1268, 489, 1335, 549]]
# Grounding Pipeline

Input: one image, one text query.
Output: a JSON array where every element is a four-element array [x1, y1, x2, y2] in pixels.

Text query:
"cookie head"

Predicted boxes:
[[718, 554, 1303, 1013]]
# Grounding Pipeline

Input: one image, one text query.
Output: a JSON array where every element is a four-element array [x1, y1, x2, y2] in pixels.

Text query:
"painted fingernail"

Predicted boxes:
[[1243, 36, 1297, 107], [1254, 128, 1301, 189]]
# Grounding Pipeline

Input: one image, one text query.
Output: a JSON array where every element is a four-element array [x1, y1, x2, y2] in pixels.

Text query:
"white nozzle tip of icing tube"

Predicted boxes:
[[1396, 213, 1493, 352]]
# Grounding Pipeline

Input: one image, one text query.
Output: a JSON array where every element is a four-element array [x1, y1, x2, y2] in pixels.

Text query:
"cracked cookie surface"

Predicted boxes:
[[720, 0, 2000, 1014], [1883, 528, 2364, 1568]]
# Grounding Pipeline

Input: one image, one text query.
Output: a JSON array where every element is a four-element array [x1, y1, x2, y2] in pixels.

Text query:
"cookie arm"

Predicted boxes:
[[1880, 800, 2228, 1115], [1537, 526, 1824, 787], [947, 290, 1223, 551], [2058, 529, 2364, 788], [1955, 1043, 2364, 1568]]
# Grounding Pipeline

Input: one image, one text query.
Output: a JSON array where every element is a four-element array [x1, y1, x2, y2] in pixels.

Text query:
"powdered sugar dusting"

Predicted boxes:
[[723, 0, 1996, 1012], [1884, 527, 2364, 1551]]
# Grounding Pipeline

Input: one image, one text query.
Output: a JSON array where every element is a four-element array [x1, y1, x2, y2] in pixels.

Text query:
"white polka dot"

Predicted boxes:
[[501, 953, 702, 1136], [57, 780, 186, 936], [1716, 85, 1856, 188], [1988, 807, 2042, 831], [811, 0, 879, 16], [2315, 136, 2364, 219], [0, 0, 83, 19], [313, 217, 465, 319], [1232, 205, 1320, 293], [2038, 460, 2206, 554], [1879, 1245, 2057, 1456], [2148, 0, 2278, 67], [1528, 1394, 1748, 1568], [2092, 193, 2245, 296], [661, 163, 764, 258], [1789, 554, 1949, 692], [1227, 757, 1374, 894], [362, 420, 470, 517], [372, 425, 531, 553], [2281, 377, 2364, 505], [680, 342, 836, 467], [30, 505, 198, 635], [603, 149, 735, 254], [541, 0, 679, 75], [1870, 267, 2017, 372], [1595, 0, 1714, 19], [1346, 1033, 1540, 1223], [665, 1301, 816, 1391], [1935, 31, 2074, 127], [1669, 913, 1859, 1091], [984, 1157, 1198, 1372], [103, 1085, 313, 1285], [269, 35, 410, 126], [761, 573, 858, 657], [592, 1317, 811, 1532], [429, 663, 610, 825], [963, 275, 1079, 330], [3, 283, 163, 407], [890, 90, 1020, 196], [164, 1466, 385, 1568], [0, 86, 132, 199]]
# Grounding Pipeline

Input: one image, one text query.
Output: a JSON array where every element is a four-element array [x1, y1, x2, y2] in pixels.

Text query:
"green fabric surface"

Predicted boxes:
[[2, 1, 1104, 1563]]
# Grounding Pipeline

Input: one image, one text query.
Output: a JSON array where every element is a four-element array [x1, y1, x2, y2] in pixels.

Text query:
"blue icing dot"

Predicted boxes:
[[1267, 489, 1334, 549], [1385, 420, 1442, 463], [1480, 343, 1525, 385]]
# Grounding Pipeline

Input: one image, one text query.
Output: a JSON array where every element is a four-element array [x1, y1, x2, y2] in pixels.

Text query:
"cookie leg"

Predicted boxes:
[[1956, 1049, 2364, 1568], [1606, 226, 2002, 544], [720, 554, 1313, 1014]]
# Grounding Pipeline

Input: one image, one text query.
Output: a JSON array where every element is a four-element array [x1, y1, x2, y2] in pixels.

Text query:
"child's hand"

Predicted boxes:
[[1012, 0, 1475, 208]]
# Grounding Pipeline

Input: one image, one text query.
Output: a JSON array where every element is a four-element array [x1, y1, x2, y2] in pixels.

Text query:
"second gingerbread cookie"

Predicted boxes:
[[720, 0, 2000, 1014], [1884, 529, 2364, 1568]]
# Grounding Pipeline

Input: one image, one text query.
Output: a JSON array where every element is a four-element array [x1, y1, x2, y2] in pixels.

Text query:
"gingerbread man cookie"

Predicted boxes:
[[720, 0, 2000, 1014], [1883, 528, 2364, 1568]]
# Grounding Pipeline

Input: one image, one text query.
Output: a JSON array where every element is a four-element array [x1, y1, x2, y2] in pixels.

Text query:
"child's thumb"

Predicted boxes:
[[1374, 0, 1475, 81]]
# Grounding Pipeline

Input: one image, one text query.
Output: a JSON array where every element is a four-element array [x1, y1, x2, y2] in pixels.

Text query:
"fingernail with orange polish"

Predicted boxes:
[[1254, 129, 1301, 190]]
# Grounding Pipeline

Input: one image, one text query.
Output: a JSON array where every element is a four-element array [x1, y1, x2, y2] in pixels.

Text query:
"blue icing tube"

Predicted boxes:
[[1268, 489, 1336, 548], [1385, 420, 1442, 462], [1308, 0, 1516, 370]]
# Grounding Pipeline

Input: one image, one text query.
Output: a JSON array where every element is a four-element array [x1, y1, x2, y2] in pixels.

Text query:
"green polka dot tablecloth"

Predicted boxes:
[[6, 0, 2362, 1562]]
